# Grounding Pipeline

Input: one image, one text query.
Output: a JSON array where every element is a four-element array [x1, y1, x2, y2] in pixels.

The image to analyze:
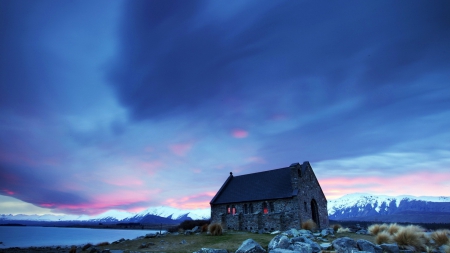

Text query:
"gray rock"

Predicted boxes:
[[380, 244, 399, 253], [185, 230, 194, 235], [145, 233, 157, 238], [290, 242, 312, 253], [269, 249, 295, 253], [332, 237, 358, 253], [194, 248, 228, 253], [357, 239, 382, 253], [181, 239, 187, 244], [356, 230, 368, 235], [298, 229, 313, 236], [320, 243, 332, 250], [235, 238, 267, 253], [289, 236, 320, 253], [321, 228, 334, 236], [268, 235, 290, 250], [192, 226, 200, 233], [88, 247, 99, 253], [109, 251, 124, 253], [283, 229, 301, 237], [313, 233, 321, 237]]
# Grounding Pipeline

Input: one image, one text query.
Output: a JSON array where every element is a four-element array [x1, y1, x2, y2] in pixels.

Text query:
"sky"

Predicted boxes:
[[1, 0, 450, 216]]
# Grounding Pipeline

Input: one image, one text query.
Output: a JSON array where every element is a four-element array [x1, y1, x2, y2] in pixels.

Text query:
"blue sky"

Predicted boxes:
[[1, 0, 450, 216]]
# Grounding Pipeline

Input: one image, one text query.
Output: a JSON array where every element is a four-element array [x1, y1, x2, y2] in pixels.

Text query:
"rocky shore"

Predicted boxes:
[[1, 225, 449, 253]]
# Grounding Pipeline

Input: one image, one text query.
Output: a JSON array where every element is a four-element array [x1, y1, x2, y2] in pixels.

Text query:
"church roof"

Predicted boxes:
[[210, 163, 306, 205]]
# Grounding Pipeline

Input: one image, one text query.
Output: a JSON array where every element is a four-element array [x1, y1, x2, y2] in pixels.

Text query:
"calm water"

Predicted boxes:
[[0, 226, 160, 248]]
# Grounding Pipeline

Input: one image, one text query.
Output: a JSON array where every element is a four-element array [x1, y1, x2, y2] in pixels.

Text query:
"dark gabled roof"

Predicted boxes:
[[210, 166, 296, 205]]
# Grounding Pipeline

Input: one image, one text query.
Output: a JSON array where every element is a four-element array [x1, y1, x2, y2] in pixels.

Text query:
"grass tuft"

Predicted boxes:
[[337, 227, 350, 233], [431, 230, 450, 246], [333, 224, 342, 232], [388, 223, 401, 235], [209, 223, 223, 236], [376, 231, 393, 245], [368, 224, 382, 235], [201, 223, 209, 233], [393, 225, 426, 252], [301, 219, 317, 231]]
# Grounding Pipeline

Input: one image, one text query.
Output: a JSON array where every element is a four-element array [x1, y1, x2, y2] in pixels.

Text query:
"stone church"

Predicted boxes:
[[210, 162, 328, 232]]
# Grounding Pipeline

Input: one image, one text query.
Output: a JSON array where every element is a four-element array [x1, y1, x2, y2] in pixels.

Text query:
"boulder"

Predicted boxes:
[[194, 248, 228, 253], [185, 230, 194, 235], [271, 231, 281, 235], [290, 242, 312, 253], [192, 226, 200, 233], [180, 239, 187, 244], [320, 243, 332, 250], [380, 243, 400, 253], [269, 249, 296, 253], [357, 239, 382, 253], [332, 237, 358, 253], [290, 236, 321, 253], [268, 235, 290, 251], [321, 228, 334, 236], [235, 239, 267, 253], [145, 233, 157, 238], [283, 229, 300, 237]]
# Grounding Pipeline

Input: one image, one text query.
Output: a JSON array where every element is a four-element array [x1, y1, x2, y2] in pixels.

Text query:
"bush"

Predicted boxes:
[[393, 225, 426, 252], [333, 224, 342, 232], [178, 219, 210, 231], [96, 242, 109, 246], [69, 246, 77, 253], [368, 224, 382, 235], [388, 223, 401, 235], [201, 223, 209, 232], [431, 230, 450, 246], [209, 223, 223, 236], [301, 219, 317, 231], [376, 231, 393, 244]]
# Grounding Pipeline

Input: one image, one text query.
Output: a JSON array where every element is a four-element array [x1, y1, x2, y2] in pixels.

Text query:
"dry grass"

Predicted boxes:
[[376, 231, 393, 245], [393, 225, 426, 252], [96, 241, 110, 246], [209, 223, 223, 236], [332, 224, 342, 232], [337, 227, 351, 233], [368, 224, 382, 235], [201, 224, 209, 233], [301, 219, 317, 231], [388, 223, 401, 235], [431, 230, 450, 246], [442, 244, 450, 253]]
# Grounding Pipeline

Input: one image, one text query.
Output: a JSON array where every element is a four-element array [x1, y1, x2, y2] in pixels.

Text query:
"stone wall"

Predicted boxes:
[[210, 198, 301, 232]]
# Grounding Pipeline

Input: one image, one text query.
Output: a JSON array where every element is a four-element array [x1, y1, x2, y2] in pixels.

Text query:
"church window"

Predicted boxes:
[[263, 202, 268, 214]]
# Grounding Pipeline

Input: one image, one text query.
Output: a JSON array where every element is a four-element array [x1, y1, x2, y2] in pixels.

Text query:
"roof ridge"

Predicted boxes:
[[232, 166, 290, 178]]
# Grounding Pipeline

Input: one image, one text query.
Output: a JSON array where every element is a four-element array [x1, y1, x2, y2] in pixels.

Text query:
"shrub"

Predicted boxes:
[[301, 219, 317, 231], [376, 231, 393, 245], [178, 219, 210, 231], [208, 223, 223, 236], [368, 224, 382, 235], [431, 230, 450, 246], [337, 227, 351, 233], [69, 246, 77, 253], [333, 224, 342, 232], [201, 223, 209, 232], [82, 243, 93, 251], [388, 223, 401, 235], [393, 226, 426, 252], [96, 242, 110, 246]]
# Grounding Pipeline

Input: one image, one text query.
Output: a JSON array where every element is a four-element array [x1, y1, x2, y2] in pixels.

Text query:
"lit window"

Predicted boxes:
[[263, 202, 268, 214], [227, 205, 231, 214], [232, 205, 236, 215]]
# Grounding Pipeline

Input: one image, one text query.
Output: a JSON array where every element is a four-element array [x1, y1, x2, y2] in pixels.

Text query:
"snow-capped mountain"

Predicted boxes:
[[328, 193, 450, 223], [0, 206, 210, 224]]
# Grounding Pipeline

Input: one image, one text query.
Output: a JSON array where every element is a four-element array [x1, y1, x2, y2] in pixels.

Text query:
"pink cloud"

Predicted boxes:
[[232, 129, 248, 138], [169, 143, 193, 156], [2, 189, 15, 195], [246, 156, 266, 164], [320, 171, 450, 200], [137, 160, 163, 174], [165, 192, 216, 209]]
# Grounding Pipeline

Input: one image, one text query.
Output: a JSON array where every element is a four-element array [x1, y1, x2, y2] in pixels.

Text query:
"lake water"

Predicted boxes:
[[0, 226, 161, 248]]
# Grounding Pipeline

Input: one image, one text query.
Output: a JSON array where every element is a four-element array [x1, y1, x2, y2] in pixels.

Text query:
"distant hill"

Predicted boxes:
[[328, 193, 450, 223]]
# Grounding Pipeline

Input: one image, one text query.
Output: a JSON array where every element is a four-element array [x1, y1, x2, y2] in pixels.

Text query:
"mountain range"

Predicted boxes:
[[1, 193, 450, 225], [328, 193, 450, 223]]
